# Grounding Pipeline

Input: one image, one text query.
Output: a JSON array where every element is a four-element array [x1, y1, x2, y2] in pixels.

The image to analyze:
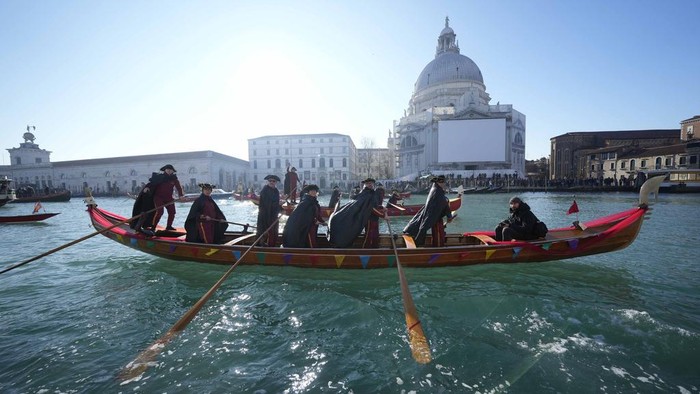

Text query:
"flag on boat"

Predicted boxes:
[[33, 201, 42, 213], [567, 200, 579, 215]]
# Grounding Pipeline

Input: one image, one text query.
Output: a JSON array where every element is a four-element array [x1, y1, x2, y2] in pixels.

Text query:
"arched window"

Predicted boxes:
[[514, 133, 523, 145], [342, 158, 347, 167], [319, 158, 325, 168], [298, 159, 303, 169], [329, 158, 334, 168], [275, 158, 281, 169], [630, 160, 636, 171], [188, 166, 197, 174], [655, 157, 662, 169]]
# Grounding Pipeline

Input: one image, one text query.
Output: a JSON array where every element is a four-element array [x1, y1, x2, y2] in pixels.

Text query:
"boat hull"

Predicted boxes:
[[87, 203, 648, 269], [0, 212, 60, 223], [12, 191, 71, 203]]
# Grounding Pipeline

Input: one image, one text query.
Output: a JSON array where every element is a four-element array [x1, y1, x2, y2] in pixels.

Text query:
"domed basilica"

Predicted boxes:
[[394, 17, 526, 178]]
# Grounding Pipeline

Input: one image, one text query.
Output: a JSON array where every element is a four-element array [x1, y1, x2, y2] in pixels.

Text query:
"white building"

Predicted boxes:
[[248, 133, 357, 190], [394, 17, 526, 179], [1, 128, 249, 195]]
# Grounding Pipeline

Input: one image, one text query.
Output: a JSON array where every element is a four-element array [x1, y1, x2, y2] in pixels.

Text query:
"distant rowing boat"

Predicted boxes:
[[0, 212, 60, 224]]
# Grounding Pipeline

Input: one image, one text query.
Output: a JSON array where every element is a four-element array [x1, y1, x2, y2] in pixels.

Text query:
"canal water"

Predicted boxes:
[[1, 191, 698, 393]]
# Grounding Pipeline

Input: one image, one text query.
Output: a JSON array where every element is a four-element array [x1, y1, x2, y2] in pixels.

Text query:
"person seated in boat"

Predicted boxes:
[[386, 189, 404, 208], [184, 183, 228, 244], [403, 175, 453, 247], [327, 178, 387, 248], [282, 184, 325, 248], [494, 197, 541, 241], [257, 174, 282, 247], [328, 185, 341, 209], [141, 164, 184, 231]]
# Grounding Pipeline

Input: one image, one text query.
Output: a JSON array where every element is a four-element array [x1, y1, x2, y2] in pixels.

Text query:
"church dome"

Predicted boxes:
[[415, 52, 483, 91], [414, 17, 484, 93]]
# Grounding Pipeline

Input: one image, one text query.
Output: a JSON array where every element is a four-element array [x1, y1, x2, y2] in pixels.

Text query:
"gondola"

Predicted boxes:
[[83, 177, 663, 269], [11, 190, 71, 203]]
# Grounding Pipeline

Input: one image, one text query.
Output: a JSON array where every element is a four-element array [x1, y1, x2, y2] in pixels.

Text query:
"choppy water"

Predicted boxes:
[[1, 192, 698, 393]]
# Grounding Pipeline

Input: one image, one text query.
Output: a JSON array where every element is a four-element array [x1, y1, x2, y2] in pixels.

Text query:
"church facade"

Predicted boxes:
[[394, 18, 526, 179]]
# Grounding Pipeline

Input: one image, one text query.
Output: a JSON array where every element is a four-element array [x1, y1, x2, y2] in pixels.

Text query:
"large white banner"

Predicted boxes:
[[437, 119, 506, 163]]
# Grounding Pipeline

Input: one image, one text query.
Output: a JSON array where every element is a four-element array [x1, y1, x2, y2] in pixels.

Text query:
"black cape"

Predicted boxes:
[[327, 188, 376, 247], [282, 194, 320, 247], [256, 185, 281, 236], [403, 183, 449, 245], [499, 202, 539, 240], [328, 189, 341, 209], [184, 194, 228, 244]]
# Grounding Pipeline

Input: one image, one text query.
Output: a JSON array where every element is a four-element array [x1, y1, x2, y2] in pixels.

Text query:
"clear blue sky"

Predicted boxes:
[[1, 0, 698, 164]]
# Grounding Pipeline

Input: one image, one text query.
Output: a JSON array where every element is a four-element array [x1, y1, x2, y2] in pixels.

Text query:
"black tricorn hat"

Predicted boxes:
[[431, 175, 446, 183], [198, 183, 215, 189], [160, 164, 176, 172], [362, 177, 376, 183], [302, 184, 319, 193], [264, 174, 281, 182], [333, 185, 339, 189], [291, 167, 297, 171]]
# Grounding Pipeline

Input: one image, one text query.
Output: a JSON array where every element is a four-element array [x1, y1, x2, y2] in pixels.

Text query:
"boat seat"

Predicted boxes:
[[466, 233, 498, 245], [224, 232, 256, 245]]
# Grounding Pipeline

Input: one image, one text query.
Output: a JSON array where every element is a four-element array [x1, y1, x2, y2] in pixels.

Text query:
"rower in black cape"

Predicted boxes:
[[327, 178, 386, 248], [282, 184, 325, 248], [184, 183, 228, 244], [328, 185, 341, 209], [403, 175, 454, 247], [257, 174, 282, 247]]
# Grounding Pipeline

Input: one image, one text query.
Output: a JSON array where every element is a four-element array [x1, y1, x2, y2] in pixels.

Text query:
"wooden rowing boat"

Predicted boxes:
[[84, 176, 663, 269], [11, 190, 71, 203], [0, 212, 60, 223]]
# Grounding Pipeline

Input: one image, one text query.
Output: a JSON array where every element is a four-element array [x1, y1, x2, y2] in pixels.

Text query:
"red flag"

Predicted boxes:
[[567, 200, 579, 215]]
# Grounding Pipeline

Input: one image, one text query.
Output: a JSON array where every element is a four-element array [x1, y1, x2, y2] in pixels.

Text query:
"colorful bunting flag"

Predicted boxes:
[[334, 255, 345, 268]]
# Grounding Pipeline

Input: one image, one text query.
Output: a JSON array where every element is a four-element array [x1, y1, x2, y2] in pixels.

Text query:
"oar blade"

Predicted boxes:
[[405, 310, 431, 363]]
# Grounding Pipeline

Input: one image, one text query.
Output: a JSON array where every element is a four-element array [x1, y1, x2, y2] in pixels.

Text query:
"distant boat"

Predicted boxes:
[[642, 169, 700, 193], [0, 212, 60, 224], [0, 176, 17, 207], [11, 190, 71, 203], [178, 189, 234, 202]]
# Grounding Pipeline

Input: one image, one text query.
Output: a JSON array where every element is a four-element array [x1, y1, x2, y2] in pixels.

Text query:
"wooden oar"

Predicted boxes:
[[207, 217, 256, 230], [384, 218, 432, 364], [0, 199, 176, 276], [118, 217, 281, 381], [388, 202, 406, 211]]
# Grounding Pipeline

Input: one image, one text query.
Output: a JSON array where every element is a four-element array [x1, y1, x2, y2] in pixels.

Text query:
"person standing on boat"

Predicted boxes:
[[284, 166, 300, 205], [403, 175, 453, 247], [184, 183, 228, 244], [282, 184, 325, 248], [493, 197, 540, 241], [328, 185, 341, 209], [327, 178, 387, 248], [350, 185, 361, 200], [144, 164, 184, 231], [257, 174, 282, 247]]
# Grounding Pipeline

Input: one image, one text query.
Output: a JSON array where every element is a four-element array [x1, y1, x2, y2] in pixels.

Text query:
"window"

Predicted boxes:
[[621, 161, 626, 169], [320, 147, 324, 154], [655, 157, 662, 169], [591, 165, 595, 172], [590, 154, 596, 160], [267, 149, 270, 155], [679, 156, 688, 165], [35, 158, 42, 163], [267, 159, 271, 169], [329, 158, 334, 167], [267, 140, 270, 145], [299, 148, 302, 155], [275, 158, 281, 168], [254, 160, 258, 169], [254, 150, 257, 155], [665, 157, 672, 166], [641, 159, 647, 168], [319, 158, 325, 168], [343, 158, 347, 167], [285, 149, 289, 155], [320, 138, 324, 143], [610, 162, 615, 170], [298, 159, 303, 169], [691, 155, 698, 165], [16, 157, 21, 165], [312, 158, 316, 168], [311, 139, 315, 143], [630, 160, 636, 170]]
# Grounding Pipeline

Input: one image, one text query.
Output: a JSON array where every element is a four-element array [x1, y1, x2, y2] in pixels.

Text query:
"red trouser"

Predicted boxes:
[[152, 197, 176, 228], [431, 221, 446, 247], [363, 220, 380, 248]]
